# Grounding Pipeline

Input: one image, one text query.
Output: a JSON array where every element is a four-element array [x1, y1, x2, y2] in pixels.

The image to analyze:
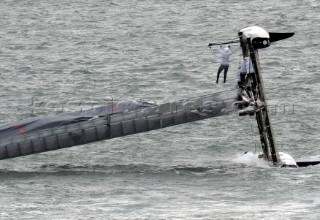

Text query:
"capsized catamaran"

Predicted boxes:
[[0, 26, 318, 167]]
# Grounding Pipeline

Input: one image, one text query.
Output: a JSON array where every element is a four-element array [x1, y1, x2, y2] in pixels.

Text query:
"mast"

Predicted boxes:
[[238, 27, 281, 165], [248, 41, 280, 164]]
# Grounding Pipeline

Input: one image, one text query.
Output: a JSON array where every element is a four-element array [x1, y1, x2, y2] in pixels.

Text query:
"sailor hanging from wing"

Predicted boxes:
[[216, 45, 233, 84]]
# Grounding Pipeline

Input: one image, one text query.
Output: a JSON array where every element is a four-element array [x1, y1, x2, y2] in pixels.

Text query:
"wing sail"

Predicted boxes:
[[0, 89, 238, 160]]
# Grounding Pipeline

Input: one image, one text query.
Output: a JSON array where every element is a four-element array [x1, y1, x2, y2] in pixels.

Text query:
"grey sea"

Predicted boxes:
[[0, 0, 319, 219]]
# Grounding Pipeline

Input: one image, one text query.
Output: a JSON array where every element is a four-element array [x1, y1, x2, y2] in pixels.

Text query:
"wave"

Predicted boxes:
[[0, 163, 230, 177]]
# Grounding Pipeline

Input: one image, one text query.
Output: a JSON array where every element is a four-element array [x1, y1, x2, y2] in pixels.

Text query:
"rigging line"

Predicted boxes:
[[247, 114, 259, 154]]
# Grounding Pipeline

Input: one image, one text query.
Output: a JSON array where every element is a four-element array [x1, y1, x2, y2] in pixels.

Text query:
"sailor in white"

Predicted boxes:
[[236, 56, 255, 86], [216, 45, 233, 83]]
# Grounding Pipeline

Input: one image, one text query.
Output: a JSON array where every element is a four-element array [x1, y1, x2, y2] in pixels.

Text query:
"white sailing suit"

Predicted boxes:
[[236, 56, 255, 83], [216, 46, 233, 83]]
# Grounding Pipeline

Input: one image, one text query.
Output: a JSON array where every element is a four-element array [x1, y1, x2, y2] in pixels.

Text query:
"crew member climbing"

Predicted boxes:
[[236, 56, 255, 87]]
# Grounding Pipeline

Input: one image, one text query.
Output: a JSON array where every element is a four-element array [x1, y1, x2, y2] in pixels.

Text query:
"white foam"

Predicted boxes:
[[232, 152, 271, 168]]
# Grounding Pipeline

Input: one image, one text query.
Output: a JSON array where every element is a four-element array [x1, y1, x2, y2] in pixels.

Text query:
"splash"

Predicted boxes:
[[232, 151, 271, 168]]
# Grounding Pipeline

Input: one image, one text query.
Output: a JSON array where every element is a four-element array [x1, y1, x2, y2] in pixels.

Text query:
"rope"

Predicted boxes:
[[246, 114, 260, 154]]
